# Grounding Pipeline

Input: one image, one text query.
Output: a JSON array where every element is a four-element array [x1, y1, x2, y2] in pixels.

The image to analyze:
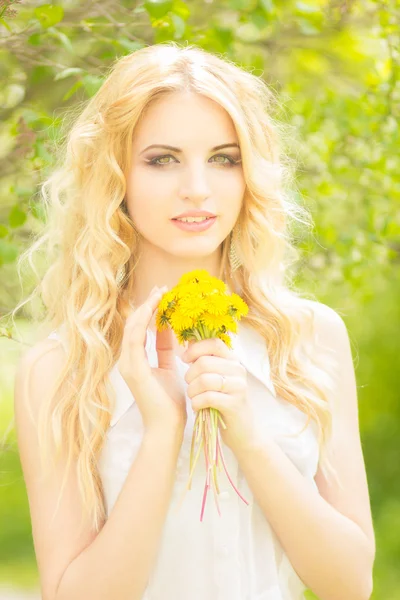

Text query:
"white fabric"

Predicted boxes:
[[47, 321, 320, 600]]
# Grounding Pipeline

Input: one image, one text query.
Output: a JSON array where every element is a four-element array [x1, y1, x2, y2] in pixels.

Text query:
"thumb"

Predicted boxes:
[[155, 325, 178, 370]]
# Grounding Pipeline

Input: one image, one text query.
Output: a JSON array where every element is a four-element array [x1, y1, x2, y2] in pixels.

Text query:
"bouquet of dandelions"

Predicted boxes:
[[155, 269, 249, 521]]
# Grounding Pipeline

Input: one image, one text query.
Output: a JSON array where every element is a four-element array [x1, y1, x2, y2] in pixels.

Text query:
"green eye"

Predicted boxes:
[[211, 154, 242, 166], [147, 154, 242, 167], [148, 155, 175, 166], [212, 155, 229, 164]]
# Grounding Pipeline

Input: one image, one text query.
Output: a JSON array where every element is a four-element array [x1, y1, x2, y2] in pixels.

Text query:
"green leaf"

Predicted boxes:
[[34, 4, 64, 29], [297, 17, 320, 35], [12, 186, 34, 198], [153, 22, 175, 43], [116, 38, 145, 53], [214, 27, 234, 47], [54, 67, 83, 81], [236, 22, 263, 42], [0, 17, 12, 32], [15, 110, 53, 130], [144, 0, 173, 19], [82, 74, 104, 97], [171, 14, 186, 39], [28, 33, 42, 46], [8, 205, 27, 229], [0, 239, 19, 264], [295, 1, 320, 14], [229, 0, 257, 10], [30, 65, 53, 84], [259, 0, 274, 14], [0, 224, 8, 239], [171, 0, 190, 20], [34, 140, 53, 162], [250, 9, 270, 30], [62, 80, 83, 102], [304, 587, 319, 599], [29, 200, 47, 223], [47, 27, 74, 53]]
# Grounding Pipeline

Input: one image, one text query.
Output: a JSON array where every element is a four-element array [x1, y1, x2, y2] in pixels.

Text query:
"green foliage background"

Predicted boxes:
[[0, 0, 398, 597]]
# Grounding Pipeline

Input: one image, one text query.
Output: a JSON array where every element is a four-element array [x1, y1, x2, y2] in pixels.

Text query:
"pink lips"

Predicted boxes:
[[171, 216, 217, 232]]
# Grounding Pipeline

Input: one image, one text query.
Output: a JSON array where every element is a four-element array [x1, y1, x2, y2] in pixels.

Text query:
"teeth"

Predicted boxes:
[[176, 216, 212, 223]]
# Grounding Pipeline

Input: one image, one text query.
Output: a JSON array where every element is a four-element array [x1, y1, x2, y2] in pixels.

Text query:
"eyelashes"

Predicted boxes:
[[146, 154, 242, 168]]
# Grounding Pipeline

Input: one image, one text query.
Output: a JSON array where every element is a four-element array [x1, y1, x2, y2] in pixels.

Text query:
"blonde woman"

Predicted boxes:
[[13, 42, 375, 600]]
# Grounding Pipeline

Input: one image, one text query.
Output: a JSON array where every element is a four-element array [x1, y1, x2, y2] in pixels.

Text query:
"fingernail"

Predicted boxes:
[[150, 285, 158, 294]]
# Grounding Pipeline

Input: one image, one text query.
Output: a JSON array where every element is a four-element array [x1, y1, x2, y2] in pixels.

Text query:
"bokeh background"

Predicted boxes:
[[0, 1, 399, 598]]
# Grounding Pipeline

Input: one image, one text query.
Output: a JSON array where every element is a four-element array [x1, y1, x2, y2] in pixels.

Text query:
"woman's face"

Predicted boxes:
[[125, 91, 245, 262]]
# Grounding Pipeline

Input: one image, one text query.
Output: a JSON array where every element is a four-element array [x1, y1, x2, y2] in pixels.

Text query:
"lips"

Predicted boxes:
[[173, 217, 213, 221], [172, 211, 217, 219], [171, 216, 217, 232]]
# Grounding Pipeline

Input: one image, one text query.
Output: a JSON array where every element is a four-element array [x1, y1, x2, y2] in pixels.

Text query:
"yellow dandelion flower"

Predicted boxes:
[[229, 293, 249, 318], [158, 290, 177, 312], [178, 294, 205, 320], [204, 294, 230, 316], [209, 277, 227, 293], [155, 310, 170, 331], [169, 310, 195, 332], [178, 269, 211, 286], [201, 312, 227, 332], [174, 282, 197, 300], [176, 328, 196, 344], [222, 315, 238, 334], [196, 277, 226, 295], [217, 332, 232, 348]]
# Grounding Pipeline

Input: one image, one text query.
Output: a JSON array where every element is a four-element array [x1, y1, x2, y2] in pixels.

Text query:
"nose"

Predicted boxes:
[[179, 162, 212, 202]]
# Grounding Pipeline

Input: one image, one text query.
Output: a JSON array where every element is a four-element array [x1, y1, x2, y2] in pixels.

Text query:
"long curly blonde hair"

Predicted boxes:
[[11, 41, 341, 533]]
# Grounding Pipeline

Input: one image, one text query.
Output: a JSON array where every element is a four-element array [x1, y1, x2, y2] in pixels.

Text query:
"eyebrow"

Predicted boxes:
[[139, 143, 240, 155]]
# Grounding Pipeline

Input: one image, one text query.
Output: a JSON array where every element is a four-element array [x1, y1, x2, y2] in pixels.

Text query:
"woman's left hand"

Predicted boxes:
[[181, 337, 257, 451]]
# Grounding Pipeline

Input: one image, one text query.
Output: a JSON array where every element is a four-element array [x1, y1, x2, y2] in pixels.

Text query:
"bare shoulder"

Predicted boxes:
[[16, 333, 67, 374], [14, 335, 74, 438], [300, 297, 346, 323], [15, 335, 67, 416], [299, 298, 349, 347], [14, 336, 101, 600]]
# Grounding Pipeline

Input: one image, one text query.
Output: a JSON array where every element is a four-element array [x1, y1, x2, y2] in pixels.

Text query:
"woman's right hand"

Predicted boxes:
[[118, 285, 188, 434]]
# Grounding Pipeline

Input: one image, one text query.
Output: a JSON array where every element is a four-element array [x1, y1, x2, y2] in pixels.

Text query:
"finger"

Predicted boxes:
[[156, 325, 178, 371], [182, 337, 232, 364], [121, 287, 165, 377], [184, 355, 242, 385], [187, 373, 246, 399], [191, 390, 231, 413]]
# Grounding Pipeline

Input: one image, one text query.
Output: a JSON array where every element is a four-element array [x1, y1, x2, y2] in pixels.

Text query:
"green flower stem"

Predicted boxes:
[[216, 432, 250, 507], [176, 322, 249, 520], [157, 273, 249, 520]]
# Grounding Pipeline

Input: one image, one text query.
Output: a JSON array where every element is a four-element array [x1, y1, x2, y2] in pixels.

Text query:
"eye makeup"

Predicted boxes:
[[145, 154, 242, 167]]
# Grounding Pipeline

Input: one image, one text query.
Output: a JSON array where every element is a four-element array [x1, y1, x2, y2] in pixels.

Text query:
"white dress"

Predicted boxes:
[[47, 321, 320, 600]]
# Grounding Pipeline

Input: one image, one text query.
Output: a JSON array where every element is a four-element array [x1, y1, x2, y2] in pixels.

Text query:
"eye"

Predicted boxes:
[[210, 154, 241, 166], [147, 154, 242, 167], [147, 154, 176, 166]]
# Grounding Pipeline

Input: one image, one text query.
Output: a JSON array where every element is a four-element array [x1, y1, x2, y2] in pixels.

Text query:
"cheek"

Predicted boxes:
[[216, 170, 245, 203], [219, 175, 245, 224], [125, 169, 170, 228]]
